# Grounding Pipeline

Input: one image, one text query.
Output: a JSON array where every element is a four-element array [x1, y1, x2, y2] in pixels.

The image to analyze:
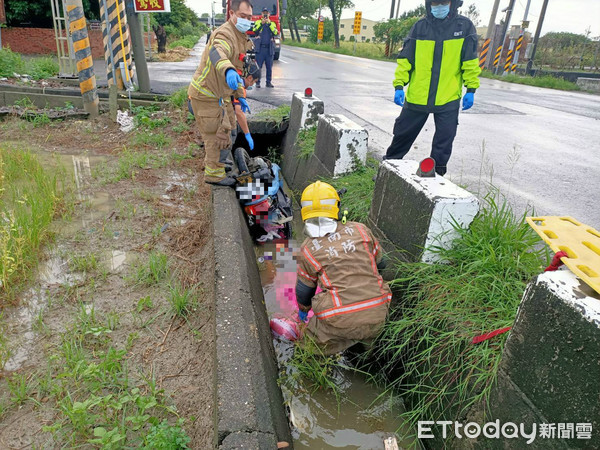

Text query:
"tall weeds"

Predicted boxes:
[[367, 192, 547, 439]]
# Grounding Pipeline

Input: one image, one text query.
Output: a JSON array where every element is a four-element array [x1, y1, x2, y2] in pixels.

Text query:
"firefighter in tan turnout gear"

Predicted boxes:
[[295, 182, 392, 355], [187, 0, 255, 186]]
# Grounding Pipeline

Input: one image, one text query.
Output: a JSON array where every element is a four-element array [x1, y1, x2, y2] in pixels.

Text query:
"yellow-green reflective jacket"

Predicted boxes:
[[394, 13, 481, 112]]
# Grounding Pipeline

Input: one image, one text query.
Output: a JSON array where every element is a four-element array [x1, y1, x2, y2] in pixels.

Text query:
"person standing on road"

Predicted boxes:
[[187, 0, 255, 186], [295, 182, 391, 355], [385, 0, 481, 176], [253, 7, 278, 88]]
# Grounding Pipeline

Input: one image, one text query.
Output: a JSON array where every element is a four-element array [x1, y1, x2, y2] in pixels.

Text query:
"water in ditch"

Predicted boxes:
[[255, 239, 417, 449]]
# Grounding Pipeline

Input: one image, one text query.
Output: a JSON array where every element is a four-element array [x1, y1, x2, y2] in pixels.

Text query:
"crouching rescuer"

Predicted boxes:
[[295, 182, 392, 355], [187, 0, 254, 186]]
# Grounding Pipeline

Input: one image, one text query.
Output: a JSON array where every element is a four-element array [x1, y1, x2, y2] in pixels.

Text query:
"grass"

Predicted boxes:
[[284, 40, 390, 61], [365, 191, 547, 443], [169, 87, 188, 109], [480, 70, 581, 91], [168, 35, 200, 49], [321, 157, 379, 223], [254, 104, 291, 124], [167, 284, 198, 318], [133, 251, 169, 286], [296, 126, 318, 160], [29, 302, 191, 447], [0, 146, 72, 295], [0, 48, 59, 79], [92, 147, 176, 184]]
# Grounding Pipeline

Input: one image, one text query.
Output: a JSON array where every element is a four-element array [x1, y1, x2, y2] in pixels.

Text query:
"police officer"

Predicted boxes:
[[253, 7, 278, 88], [187, 0, 254, 186], [385, 0, 481, 176], [295, 182, 391, 355]]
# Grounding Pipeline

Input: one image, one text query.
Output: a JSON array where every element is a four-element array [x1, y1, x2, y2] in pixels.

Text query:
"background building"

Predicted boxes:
[[338, 17, 377, 42]]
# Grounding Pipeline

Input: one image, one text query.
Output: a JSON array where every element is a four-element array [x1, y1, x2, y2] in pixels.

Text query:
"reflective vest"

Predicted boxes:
[[394, 12, 481, 112]]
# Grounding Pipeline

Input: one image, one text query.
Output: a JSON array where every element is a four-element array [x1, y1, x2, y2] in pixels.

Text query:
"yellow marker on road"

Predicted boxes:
[[527, 216, 600, 296]]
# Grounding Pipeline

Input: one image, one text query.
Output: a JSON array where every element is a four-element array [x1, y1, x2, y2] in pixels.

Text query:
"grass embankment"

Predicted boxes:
[[0, 147, 72, 296], [0, 48, 59, 79], [0, 92, 215, 447], [296, 126, 318, 160], [254, 104, 291, 124], [368, 193, 546, 442], [284, 39, 390, 61], [480, 69, 581, 91]]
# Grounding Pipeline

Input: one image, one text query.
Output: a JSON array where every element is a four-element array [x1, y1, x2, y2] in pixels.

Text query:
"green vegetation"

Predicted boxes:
[[0, 146, 72, 295], [321, 158, 379, 223], [480, 70, 581, 91], [168, 35, 200, 49], [92, 147, 179, 184], [254, 104, 291, 124], [296, 126, 318, 160], [35, 303, 189, 447], [0, 48, 59, 79], [134, 251, 170, 287], [167, 284, 199, 318], [169, 87, 189, 109], [367, 193, 547, 441], [284, 40, 389, 61]]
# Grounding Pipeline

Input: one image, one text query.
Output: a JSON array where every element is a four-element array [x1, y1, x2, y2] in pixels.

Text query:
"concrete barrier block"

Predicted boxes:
[[281, 92, 324, 183], [314, 114, 368, 177], [369, 160, 479, 263], [576, 77, 600, 93]]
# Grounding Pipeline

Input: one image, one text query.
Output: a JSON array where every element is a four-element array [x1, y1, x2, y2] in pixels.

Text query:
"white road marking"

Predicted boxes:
[[278, 58, 289, 64]]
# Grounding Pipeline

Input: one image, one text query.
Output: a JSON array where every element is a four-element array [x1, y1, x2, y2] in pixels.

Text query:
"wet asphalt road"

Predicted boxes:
[[144, 37, 600, 228]]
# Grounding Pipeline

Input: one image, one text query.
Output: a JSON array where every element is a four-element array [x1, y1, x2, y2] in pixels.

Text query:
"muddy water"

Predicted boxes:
[[256, 241, 416, 449]]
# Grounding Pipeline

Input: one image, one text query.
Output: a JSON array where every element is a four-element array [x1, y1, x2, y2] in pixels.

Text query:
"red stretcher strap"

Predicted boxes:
[[472, 326, 512, 344], [544, 250, 569, 272]]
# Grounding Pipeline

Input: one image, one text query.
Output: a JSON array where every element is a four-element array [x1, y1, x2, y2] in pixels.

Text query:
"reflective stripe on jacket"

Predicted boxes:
[[187, 20, 253, 102], [297, 222, 391, 329], [394, 13, 481, 112]]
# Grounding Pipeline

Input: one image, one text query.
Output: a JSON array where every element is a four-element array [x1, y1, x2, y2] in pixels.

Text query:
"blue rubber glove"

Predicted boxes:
[[462, 92, 474, 111], [298, 310, 308, 323], [245, 133, 254, 151], [394, 89, 405, 106], [225, 69, 242, 90], [239, 97, 251, 114]]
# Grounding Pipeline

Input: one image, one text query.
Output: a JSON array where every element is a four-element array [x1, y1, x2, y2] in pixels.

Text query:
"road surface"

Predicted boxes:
[[146, 38, 600, 228]]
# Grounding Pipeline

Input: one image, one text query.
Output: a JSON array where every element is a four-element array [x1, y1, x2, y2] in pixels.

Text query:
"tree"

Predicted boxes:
[[374, 16, 419, 57], [460, 3, 480, 26], [287, 0, 319, 41], [152, 0, 202, 53], [327, 0, 354, 48]]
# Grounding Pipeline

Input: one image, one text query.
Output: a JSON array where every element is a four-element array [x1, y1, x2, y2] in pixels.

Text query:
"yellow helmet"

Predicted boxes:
[[300, 181, 340, 221]]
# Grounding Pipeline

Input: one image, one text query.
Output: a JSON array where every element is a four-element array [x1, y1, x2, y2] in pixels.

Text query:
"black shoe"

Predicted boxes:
[[266, 82, 274, 88], [206, 176, 238, 187], [256, 82, 261, 88]]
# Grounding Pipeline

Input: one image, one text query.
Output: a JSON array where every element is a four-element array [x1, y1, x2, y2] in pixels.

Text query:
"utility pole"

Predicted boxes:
[[390, 0, 396, 19], [486, 0, 501, 40], [494, 0, 516, 75], [526, 0, 549, 74], [125, 0, 150, 92], [510, 0, 531, 73], [395, 0, 401, 19], [317, 0, 322, 43]]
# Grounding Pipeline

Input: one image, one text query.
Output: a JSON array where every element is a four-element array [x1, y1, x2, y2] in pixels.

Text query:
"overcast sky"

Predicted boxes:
[[187, 0, 599, 37]]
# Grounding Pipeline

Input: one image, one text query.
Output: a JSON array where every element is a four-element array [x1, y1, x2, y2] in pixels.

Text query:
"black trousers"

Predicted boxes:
[[385, 106, 459, 176], [256, 47, 273, 83]]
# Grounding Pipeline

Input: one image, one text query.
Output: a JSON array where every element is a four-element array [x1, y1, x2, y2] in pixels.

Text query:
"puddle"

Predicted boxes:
[[256, 241, 417, 449]]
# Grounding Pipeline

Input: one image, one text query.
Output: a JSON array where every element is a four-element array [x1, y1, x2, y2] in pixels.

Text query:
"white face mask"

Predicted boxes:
[[304, 217, 338, 238]]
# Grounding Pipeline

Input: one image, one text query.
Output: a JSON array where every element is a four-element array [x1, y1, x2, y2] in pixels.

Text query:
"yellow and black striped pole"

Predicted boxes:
[[511, 34, 524, 72], [479, 38, 491, 69], [492, 45, 502, 69], [503, 46, 515, 73], [98, 0, 134, 90], [66, 0, 99, 117]]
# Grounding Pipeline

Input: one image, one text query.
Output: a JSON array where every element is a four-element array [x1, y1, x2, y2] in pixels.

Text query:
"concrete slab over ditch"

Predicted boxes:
[[212, 186, 292, 449], [368, 160, 479, 263], [464, 269, 600, 449]]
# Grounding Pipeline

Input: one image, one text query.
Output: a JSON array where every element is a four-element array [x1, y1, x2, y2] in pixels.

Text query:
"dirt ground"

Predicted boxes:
[[0, 107, 216, 448]]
